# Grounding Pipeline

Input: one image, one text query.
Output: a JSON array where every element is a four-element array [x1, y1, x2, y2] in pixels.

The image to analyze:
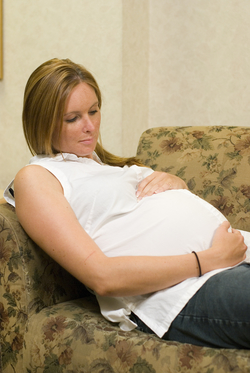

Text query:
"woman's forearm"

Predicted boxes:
[[90, 222, 247, 297], [89, 253, 200, 297]]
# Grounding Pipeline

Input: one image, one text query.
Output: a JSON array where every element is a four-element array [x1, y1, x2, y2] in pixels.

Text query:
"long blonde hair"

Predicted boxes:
[[23, 58, 144, 167]]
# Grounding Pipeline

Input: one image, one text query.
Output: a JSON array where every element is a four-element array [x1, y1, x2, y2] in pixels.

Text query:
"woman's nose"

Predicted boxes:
[[82, 116, 95, 132]]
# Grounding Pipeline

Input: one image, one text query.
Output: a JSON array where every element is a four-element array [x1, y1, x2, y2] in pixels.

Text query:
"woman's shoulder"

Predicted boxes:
[[15, 165, 63, 193], [16, 163, 52, 180]]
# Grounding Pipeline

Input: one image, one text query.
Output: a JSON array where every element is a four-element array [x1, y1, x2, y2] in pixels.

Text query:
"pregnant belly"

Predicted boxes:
[[93, 189, 227, 258]]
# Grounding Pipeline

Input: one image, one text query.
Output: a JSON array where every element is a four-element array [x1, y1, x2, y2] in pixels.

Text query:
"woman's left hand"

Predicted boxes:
[[136, 171, 188, 201]]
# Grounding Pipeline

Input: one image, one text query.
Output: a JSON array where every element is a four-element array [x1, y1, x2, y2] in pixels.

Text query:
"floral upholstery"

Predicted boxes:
[[1, 126, 250, 372], [137, 126, 250, 231]]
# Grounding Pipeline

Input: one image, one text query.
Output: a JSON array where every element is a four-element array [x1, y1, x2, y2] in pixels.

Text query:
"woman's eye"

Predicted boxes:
[[89, 110, 98, 116], [65, 117, 77, 123]]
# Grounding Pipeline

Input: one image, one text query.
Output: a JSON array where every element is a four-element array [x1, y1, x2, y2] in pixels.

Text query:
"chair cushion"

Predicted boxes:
[[23, 296, 250, 372]]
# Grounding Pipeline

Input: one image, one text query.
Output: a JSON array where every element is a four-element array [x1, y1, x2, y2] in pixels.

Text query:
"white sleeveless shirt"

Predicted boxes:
[[4, 152, 250, 337]]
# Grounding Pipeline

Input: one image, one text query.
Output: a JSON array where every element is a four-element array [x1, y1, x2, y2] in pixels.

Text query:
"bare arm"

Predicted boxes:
[[14, 166, 247, 297]]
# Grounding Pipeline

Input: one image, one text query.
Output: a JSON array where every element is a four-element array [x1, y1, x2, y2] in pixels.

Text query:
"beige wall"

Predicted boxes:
[[1, 0, 250, 190], [148, 0, 250, 129], [0, 0, 124, 189], [122, 0, 149, 156]]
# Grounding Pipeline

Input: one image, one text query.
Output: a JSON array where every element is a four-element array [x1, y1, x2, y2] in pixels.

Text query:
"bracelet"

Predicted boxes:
[[192, 251, 202, 277]]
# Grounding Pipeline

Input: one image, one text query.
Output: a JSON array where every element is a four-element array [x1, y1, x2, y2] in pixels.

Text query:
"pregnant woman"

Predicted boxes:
[[5, 58, 250, 349]]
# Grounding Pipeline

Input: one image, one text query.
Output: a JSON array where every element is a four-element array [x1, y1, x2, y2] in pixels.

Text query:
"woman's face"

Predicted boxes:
[[53, 82, 101, 158]]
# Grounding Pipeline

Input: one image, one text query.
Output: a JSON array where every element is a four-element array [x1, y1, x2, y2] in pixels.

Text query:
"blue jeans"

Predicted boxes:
[[132, 263, 250, 349]]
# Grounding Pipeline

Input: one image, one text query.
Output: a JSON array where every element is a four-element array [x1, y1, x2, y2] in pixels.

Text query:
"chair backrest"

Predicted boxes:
[[137, 126, 250, 231]]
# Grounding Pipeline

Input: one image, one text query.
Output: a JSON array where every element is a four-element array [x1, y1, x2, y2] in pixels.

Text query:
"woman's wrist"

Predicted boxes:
[[192, 251, 202, 277], [196, 247, 223, 275]]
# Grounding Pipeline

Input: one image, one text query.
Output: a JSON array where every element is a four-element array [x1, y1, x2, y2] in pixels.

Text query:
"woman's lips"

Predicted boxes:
[[79, 138, 93, 144]]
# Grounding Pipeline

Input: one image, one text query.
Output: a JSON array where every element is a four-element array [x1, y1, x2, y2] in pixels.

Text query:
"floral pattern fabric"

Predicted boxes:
[[137, 126, 250, 231], [1, 126, 250, 372]]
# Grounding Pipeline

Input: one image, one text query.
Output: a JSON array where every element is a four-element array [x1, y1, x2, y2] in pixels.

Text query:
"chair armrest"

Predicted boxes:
[[0, 203, 89, 371], [0, 203, 89, 317]]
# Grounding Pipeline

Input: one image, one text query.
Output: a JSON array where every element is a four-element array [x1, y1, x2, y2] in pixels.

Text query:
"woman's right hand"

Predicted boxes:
[[200, 221, 247, 273]]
